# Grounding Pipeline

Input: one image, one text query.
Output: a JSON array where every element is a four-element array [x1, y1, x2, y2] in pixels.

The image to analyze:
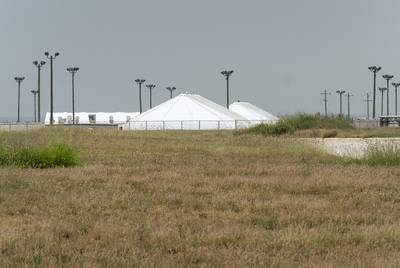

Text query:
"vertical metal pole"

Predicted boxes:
[[33, 93, 37, 122], [387, 80, 390, 116], [381, 90, 384, 116], [150, 88, 152, 109], [367, 93, 370, 120], [38, 67, 41, 122], [50, 56, 54, 125], [72, 72, 75, 125], [324, 91, 328, 117], [226, 77, 229, 109], [339, 94, 342, 116], [347, 94, 350, 120], [396, 87, 398, 115], [17, 81, 21, 123], [373, 72, 376, 119], [170, 90, 172, 99], [139, 83, 142, 113]]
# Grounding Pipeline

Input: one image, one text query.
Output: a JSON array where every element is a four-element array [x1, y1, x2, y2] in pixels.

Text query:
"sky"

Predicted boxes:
[[1, 0, 400, 121]]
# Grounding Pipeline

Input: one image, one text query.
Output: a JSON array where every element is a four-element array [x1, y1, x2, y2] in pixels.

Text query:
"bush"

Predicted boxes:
[[0, 144, 81, 168], [245, 113, 352, 136]]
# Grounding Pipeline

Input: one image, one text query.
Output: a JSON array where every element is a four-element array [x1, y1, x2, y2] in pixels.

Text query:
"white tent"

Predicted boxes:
[[44, 112, 139, 125], [124, 93, 248, 130], [229, 101, 279, 124]]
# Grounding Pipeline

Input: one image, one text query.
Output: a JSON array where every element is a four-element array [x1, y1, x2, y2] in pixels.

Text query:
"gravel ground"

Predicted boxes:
[[311, 138, 400, 158]]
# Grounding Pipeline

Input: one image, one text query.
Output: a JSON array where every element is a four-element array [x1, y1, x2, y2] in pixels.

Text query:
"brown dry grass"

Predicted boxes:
[[1, 128, 400, 267]]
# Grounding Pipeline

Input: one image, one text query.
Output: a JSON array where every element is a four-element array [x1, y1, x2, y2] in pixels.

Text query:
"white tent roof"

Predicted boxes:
[[229, 101, 279, 122], [44, 112, 139, 125], [132, 94, 246, 121]]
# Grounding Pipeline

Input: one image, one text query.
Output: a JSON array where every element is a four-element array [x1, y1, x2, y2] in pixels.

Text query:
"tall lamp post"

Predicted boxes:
[[30, 90, 38, 122], [33, 61, 45, 122], [67, 67, 79, 124], [378, 87, 387, 117], [364, 93, 372, 120], [392, 82, 400, 115], [45, 51, 60, 125], [382, 75, 394, 115], [346, 92, 354, 120], [166, 87, 176, 99], [135, 79, 146, 113], [320, 90, 331, 117], [368, 66, 381, 119], [146, 84, 156, 109], [14, 77, 25, 123], [336, 90, 346, 116], [221, 70, 234, 109]]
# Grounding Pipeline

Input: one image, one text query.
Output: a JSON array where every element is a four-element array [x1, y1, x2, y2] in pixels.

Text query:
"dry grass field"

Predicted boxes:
[[1, 128, 400, 267]]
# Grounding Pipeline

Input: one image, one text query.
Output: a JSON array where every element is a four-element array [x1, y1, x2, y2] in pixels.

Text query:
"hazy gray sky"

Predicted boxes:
[[1, 0, 400, 120]]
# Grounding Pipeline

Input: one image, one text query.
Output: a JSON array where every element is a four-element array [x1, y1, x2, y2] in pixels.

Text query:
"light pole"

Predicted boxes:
[[346, 92, 354, 120], [221, 70, 234, 109], [67, 67, 79, 124], [45, 51, 60, 125], [378, 87, 387, 117], [146, 84, 156, 109], [33, 61, 45, 122], [336, 90, 346, 116], [364, 93, 372, 120], [135, 79, 146, 113], [30, 90, 38, 122], [166, 87, 176, 99], [382, 75, 394, 115], [368, 66, 381, 119], [392, 82, 400, 115], [320, 90, 331, 117], [14, 77, 25, 123]]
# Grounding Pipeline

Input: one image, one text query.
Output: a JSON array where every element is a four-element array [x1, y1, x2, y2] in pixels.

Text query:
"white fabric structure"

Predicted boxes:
[[124, 94, 248, 130], [44, 112, 139, 125], [229, 101, 279, 124]]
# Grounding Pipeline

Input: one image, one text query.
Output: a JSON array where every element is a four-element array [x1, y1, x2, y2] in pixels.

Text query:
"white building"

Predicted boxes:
[[44, 112, 139, 125], [124, 94, 248, 130], [229, 101, 279, 124]]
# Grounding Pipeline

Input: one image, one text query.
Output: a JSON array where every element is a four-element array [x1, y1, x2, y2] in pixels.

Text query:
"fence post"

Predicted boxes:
[[235, 120, 237, 129], [218, 121, 220, 130], [163, 121, 165, 131], [9, 124, 11, 132], [198, 120, 201, 130], [181, 120, 183, 130], [145, 121, 148, 131]]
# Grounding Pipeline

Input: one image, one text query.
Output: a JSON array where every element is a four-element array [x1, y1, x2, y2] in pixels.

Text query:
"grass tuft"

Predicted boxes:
[[345, 146, 400, 166], [0, 144, 81, 168]]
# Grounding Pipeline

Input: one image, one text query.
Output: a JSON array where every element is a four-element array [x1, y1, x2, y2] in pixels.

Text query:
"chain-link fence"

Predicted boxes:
[[0, 123, 44, 131], [124, 120, 276, 131]]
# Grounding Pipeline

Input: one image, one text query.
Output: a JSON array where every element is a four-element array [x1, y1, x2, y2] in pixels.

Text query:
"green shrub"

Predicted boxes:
[[0, 144, 81, 168], [245, 113, 352, 136], [347, 147, 400, 166]]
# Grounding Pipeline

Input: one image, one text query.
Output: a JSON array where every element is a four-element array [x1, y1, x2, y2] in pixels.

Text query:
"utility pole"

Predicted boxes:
[[320, 90, 331, 117], [368, 66, 381, 119], [378, 87, 387, 117], [166, 87, 176, 99], [392, 82, 400, 115], [146, 84, 156, 109], [33, 61, 45, 122], [67, 67, 79, 124], [221, 70, 234, 109], [30, 90, 38, 122], [45, 52, 60, 125], [364, 93, 372, 120], [382, 75, 394, 115], [336, 90, 346, 116], [14, 77, 25, 123], [346, 92, 354, 120], [135, 79, 146, 113]]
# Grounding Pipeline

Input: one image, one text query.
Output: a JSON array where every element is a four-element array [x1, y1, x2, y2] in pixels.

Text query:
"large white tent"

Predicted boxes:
[[229, 101, 279, 124], [44, 112, 139, 125], [124, 94, 248, 130]]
